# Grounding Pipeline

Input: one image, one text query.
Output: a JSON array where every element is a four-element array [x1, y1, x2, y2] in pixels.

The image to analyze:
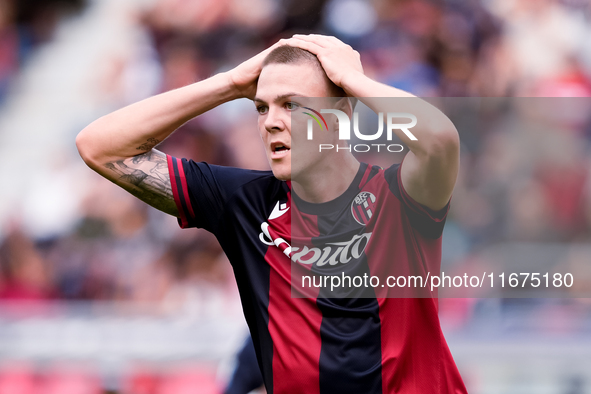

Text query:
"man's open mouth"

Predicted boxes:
[[271, 142, 291, 153], [270, 142, 291, 159]]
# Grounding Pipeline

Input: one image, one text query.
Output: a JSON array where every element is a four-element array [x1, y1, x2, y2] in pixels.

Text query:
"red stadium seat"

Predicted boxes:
[[158, 365, 220, 394], [0, 365, 36, 394]]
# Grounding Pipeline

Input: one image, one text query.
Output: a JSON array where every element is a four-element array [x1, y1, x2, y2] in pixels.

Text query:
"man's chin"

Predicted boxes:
[[268, 156, 293, 181], [271, 166, 291, 181], [273, 172, 291, 181]]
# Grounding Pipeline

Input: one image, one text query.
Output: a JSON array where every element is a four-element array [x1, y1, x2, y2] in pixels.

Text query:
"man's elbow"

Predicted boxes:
[[432, 127, 459, 158], [75, 127, 102, 170]]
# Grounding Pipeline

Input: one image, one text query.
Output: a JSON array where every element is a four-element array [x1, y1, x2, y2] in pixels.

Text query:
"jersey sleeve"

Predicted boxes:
[[166, 155, 268, 232], [384, 162, 450, 239]]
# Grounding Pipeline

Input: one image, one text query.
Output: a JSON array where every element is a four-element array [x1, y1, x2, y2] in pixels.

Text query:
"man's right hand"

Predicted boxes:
[[227, 39, 290, 100]]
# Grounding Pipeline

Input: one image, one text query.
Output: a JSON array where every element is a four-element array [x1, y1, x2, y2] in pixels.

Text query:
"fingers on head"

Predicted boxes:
[[292, 34, 351, 50]]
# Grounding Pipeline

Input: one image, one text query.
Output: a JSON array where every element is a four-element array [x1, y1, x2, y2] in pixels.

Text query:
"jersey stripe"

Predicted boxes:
[[314, 194, 383, 393], [267, 247, 323, 394], [175, 157, 195, 219], [267, 197, 323, 394], [167, 155, 189, 228], [167, 155, 197, 228], [358, 163, 373, 188]]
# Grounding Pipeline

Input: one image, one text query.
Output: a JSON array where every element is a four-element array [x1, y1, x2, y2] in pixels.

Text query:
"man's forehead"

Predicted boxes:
[[256, 62, 330, 100]]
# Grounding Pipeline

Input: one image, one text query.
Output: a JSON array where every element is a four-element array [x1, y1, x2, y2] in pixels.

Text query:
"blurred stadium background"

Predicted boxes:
[[0, 0, 591, 392]]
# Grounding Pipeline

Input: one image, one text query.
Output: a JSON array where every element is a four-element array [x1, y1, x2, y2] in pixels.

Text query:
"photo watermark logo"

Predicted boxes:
[[304, 109, 418, 152]]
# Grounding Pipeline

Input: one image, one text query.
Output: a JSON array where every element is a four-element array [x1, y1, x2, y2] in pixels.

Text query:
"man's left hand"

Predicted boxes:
[[286, 34, 364, 91]]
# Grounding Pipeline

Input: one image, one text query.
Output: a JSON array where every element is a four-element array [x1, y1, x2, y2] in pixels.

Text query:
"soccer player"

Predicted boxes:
[[76, 34, 466, 393]]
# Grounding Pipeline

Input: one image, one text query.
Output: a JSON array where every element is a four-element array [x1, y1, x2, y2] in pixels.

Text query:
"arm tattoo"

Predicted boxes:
[[136, 137, 160, 151], [104, 149, 178, 216], [132, 150, 169, 184]]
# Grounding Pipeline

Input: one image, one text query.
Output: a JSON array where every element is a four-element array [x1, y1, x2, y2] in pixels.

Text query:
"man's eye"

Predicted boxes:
[[256, 106, 268, 114], [285, 102, 299, 110]]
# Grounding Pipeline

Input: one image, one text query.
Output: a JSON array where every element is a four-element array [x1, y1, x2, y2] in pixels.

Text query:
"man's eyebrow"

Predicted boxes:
[[253, 92, 306, 103]]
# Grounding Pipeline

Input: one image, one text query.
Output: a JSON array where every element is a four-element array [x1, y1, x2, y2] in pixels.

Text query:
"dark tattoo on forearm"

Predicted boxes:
[[136, 137, 160, 150], [132, 150, 169, 184], [104, 149, 178, 216]]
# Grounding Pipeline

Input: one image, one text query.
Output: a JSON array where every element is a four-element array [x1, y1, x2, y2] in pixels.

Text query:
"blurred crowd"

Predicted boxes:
[[0, 0, 86, 104]]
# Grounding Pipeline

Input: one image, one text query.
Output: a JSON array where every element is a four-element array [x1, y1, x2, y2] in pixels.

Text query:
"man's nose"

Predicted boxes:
[[264, 107, 285, 132]]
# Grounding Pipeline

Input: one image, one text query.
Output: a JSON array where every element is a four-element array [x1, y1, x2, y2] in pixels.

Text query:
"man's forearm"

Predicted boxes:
[[341, 72, 458, 158], [341, 71, 459, 210], [76, 72, 238, 168]]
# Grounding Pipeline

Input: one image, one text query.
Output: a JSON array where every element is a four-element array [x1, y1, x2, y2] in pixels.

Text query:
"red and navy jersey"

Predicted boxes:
[[167, 155, 467, 394]]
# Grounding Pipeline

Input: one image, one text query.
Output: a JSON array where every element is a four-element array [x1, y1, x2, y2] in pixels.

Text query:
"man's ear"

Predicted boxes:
[[325, 97, 353, 134], [335, 97, 353, 119]]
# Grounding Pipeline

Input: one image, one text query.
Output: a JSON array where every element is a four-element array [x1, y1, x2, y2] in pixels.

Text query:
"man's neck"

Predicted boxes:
[[291, 154, 360, 204]]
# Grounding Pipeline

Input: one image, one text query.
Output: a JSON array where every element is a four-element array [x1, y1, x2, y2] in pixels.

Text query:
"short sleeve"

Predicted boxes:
[[384, 162, 450, 239], [167, 155, 270, 232]]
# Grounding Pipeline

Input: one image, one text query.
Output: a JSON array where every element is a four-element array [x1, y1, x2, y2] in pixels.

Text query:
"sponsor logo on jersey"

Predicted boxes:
[[259, 225, 372, 267], [351, 191, 376, 225], [258, 200, 372, 266], [290, 233, 372, 267]]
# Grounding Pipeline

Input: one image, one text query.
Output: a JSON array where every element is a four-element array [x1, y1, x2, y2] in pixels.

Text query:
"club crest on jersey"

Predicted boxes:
[[351, 191, 376, 225]]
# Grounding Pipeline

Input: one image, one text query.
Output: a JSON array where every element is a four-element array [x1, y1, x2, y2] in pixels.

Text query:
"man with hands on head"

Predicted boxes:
[[77, 34, 466, 393]]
